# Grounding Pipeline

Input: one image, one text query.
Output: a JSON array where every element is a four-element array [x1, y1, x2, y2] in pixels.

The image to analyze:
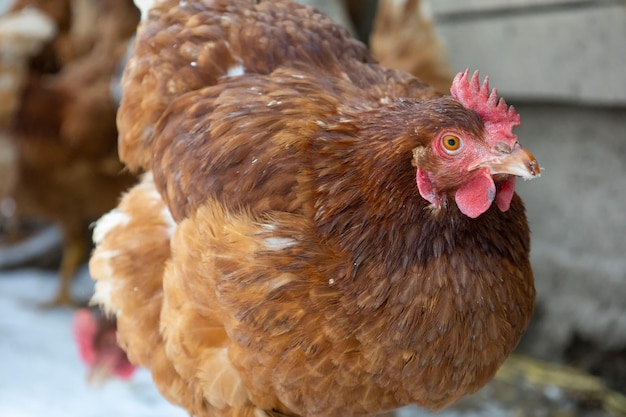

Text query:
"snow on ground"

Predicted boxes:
[[0, 267, 187, 417]]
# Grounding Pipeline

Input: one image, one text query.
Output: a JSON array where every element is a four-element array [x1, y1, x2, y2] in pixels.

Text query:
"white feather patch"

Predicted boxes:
[[133, 0, 155, 21], [261, 223, 276, 232], [93, 209, 130, 244], [161, 206, 176, 237], [225, 64, 244, 77], [94, 249, 121, 260], [91, 280, 118, 315], [264, 237, 296, 251], [254, 410, 269, 417]]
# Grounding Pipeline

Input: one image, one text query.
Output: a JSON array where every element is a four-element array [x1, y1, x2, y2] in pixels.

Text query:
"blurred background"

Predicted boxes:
[[0, 0, 624, 416]]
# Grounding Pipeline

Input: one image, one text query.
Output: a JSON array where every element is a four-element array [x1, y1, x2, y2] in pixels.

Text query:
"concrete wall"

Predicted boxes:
[[428, 0, 626, 105], [514, 104, 626, 358]]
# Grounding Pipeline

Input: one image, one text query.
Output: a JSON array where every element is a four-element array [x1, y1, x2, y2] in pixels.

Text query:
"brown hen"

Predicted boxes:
[[3, 0, 139, 306], [90, 1, 540, 416]]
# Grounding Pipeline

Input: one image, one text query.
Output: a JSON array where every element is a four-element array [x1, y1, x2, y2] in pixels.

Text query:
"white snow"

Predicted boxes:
[[0, 267, 187, 417]]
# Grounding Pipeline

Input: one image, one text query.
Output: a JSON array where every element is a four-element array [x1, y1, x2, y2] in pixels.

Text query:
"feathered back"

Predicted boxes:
[[118, 0, 373, 170]]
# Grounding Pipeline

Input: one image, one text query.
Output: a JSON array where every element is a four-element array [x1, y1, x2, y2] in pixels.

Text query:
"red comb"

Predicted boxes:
[[450, 69, 520, 144]]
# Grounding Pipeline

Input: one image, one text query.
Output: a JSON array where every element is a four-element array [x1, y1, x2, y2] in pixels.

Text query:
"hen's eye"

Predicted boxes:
[[442, 134, 462, 153]]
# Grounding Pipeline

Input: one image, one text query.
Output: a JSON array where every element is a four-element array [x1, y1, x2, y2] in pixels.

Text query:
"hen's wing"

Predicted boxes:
[[117, 0, 412, 171], [125, 0, 435, 220], [150, 68, 400, 220]]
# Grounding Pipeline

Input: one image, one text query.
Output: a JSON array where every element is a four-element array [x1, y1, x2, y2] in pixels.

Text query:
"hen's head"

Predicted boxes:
[[412, 70, 540, 218], [72, 309, 136, 384]]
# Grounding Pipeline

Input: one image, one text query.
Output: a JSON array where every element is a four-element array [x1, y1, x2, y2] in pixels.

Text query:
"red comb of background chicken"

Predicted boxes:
[[450, 69, 521, 145], [72, 309, 136, 384]]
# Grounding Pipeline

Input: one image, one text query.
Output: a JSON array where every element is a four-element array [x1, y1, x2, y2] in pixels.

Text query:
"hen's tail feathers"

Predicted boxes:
[[89, 173, 265, 417], [89, 172, 183, 397]]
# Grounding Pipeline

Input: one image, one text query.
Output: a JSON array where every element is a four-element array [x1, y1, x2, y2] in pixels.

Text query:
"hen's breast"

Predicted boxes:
[[169, 188, 534, 416]]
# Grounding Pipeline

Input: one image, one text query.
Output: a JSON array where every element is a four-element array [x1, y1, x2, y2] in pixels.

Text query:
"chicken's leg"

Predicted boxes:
[[40, 225, 87, 308]]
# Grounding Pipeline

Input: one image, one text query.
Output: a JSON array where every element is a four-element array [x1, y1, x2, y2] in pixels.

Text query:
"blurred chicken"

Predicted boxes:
[[0, 8, 55, 233], [2, 0, 139, 306], [7, 0, 70, 73], [73, 308, 136, 383], [0, 7, 56, 127], [371, 0, 453, 93], [8, 0, 117, 68]]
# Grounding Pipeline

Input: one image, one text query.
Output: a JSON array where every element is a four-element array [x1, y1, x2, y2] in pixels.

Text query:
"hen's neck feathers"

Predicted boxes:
[[307, 95, 530, 289]]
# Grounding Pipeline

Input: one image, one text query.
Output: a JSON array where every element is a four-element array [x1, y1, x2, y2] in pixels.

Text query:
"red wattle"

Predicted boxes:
[[416, 168, 439, 206], [495, 177, 516, 212], [454, 169, 496, 218]]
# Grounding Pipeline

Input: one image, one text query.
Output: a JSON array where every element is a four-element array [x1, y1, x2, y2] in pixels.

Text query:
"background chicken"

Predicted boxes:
[[72, 308, 136, 383], [299, 0, 454, 94], [0, 0, 139, 306], [89, 1, 540, 416], [0, 7, 55, 223], [370, 0, 453, 93]]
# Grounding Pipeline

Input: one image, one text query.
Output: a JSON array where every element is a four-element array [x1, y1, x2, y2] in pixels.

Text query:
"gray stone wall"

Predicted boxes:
[[428, 0, 626, 105]]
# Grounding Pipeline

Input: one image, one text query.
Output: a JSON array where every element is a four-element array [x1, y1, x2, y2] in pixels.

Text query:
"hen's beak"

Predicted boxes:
[[477, 145, 540, 179]]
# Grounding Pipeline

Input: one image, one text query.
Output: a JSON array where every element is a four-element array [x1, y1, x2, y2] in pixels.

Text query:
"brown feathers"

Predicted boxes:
[[371, 0, 454, 94], [91, 1, 536, 416]]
